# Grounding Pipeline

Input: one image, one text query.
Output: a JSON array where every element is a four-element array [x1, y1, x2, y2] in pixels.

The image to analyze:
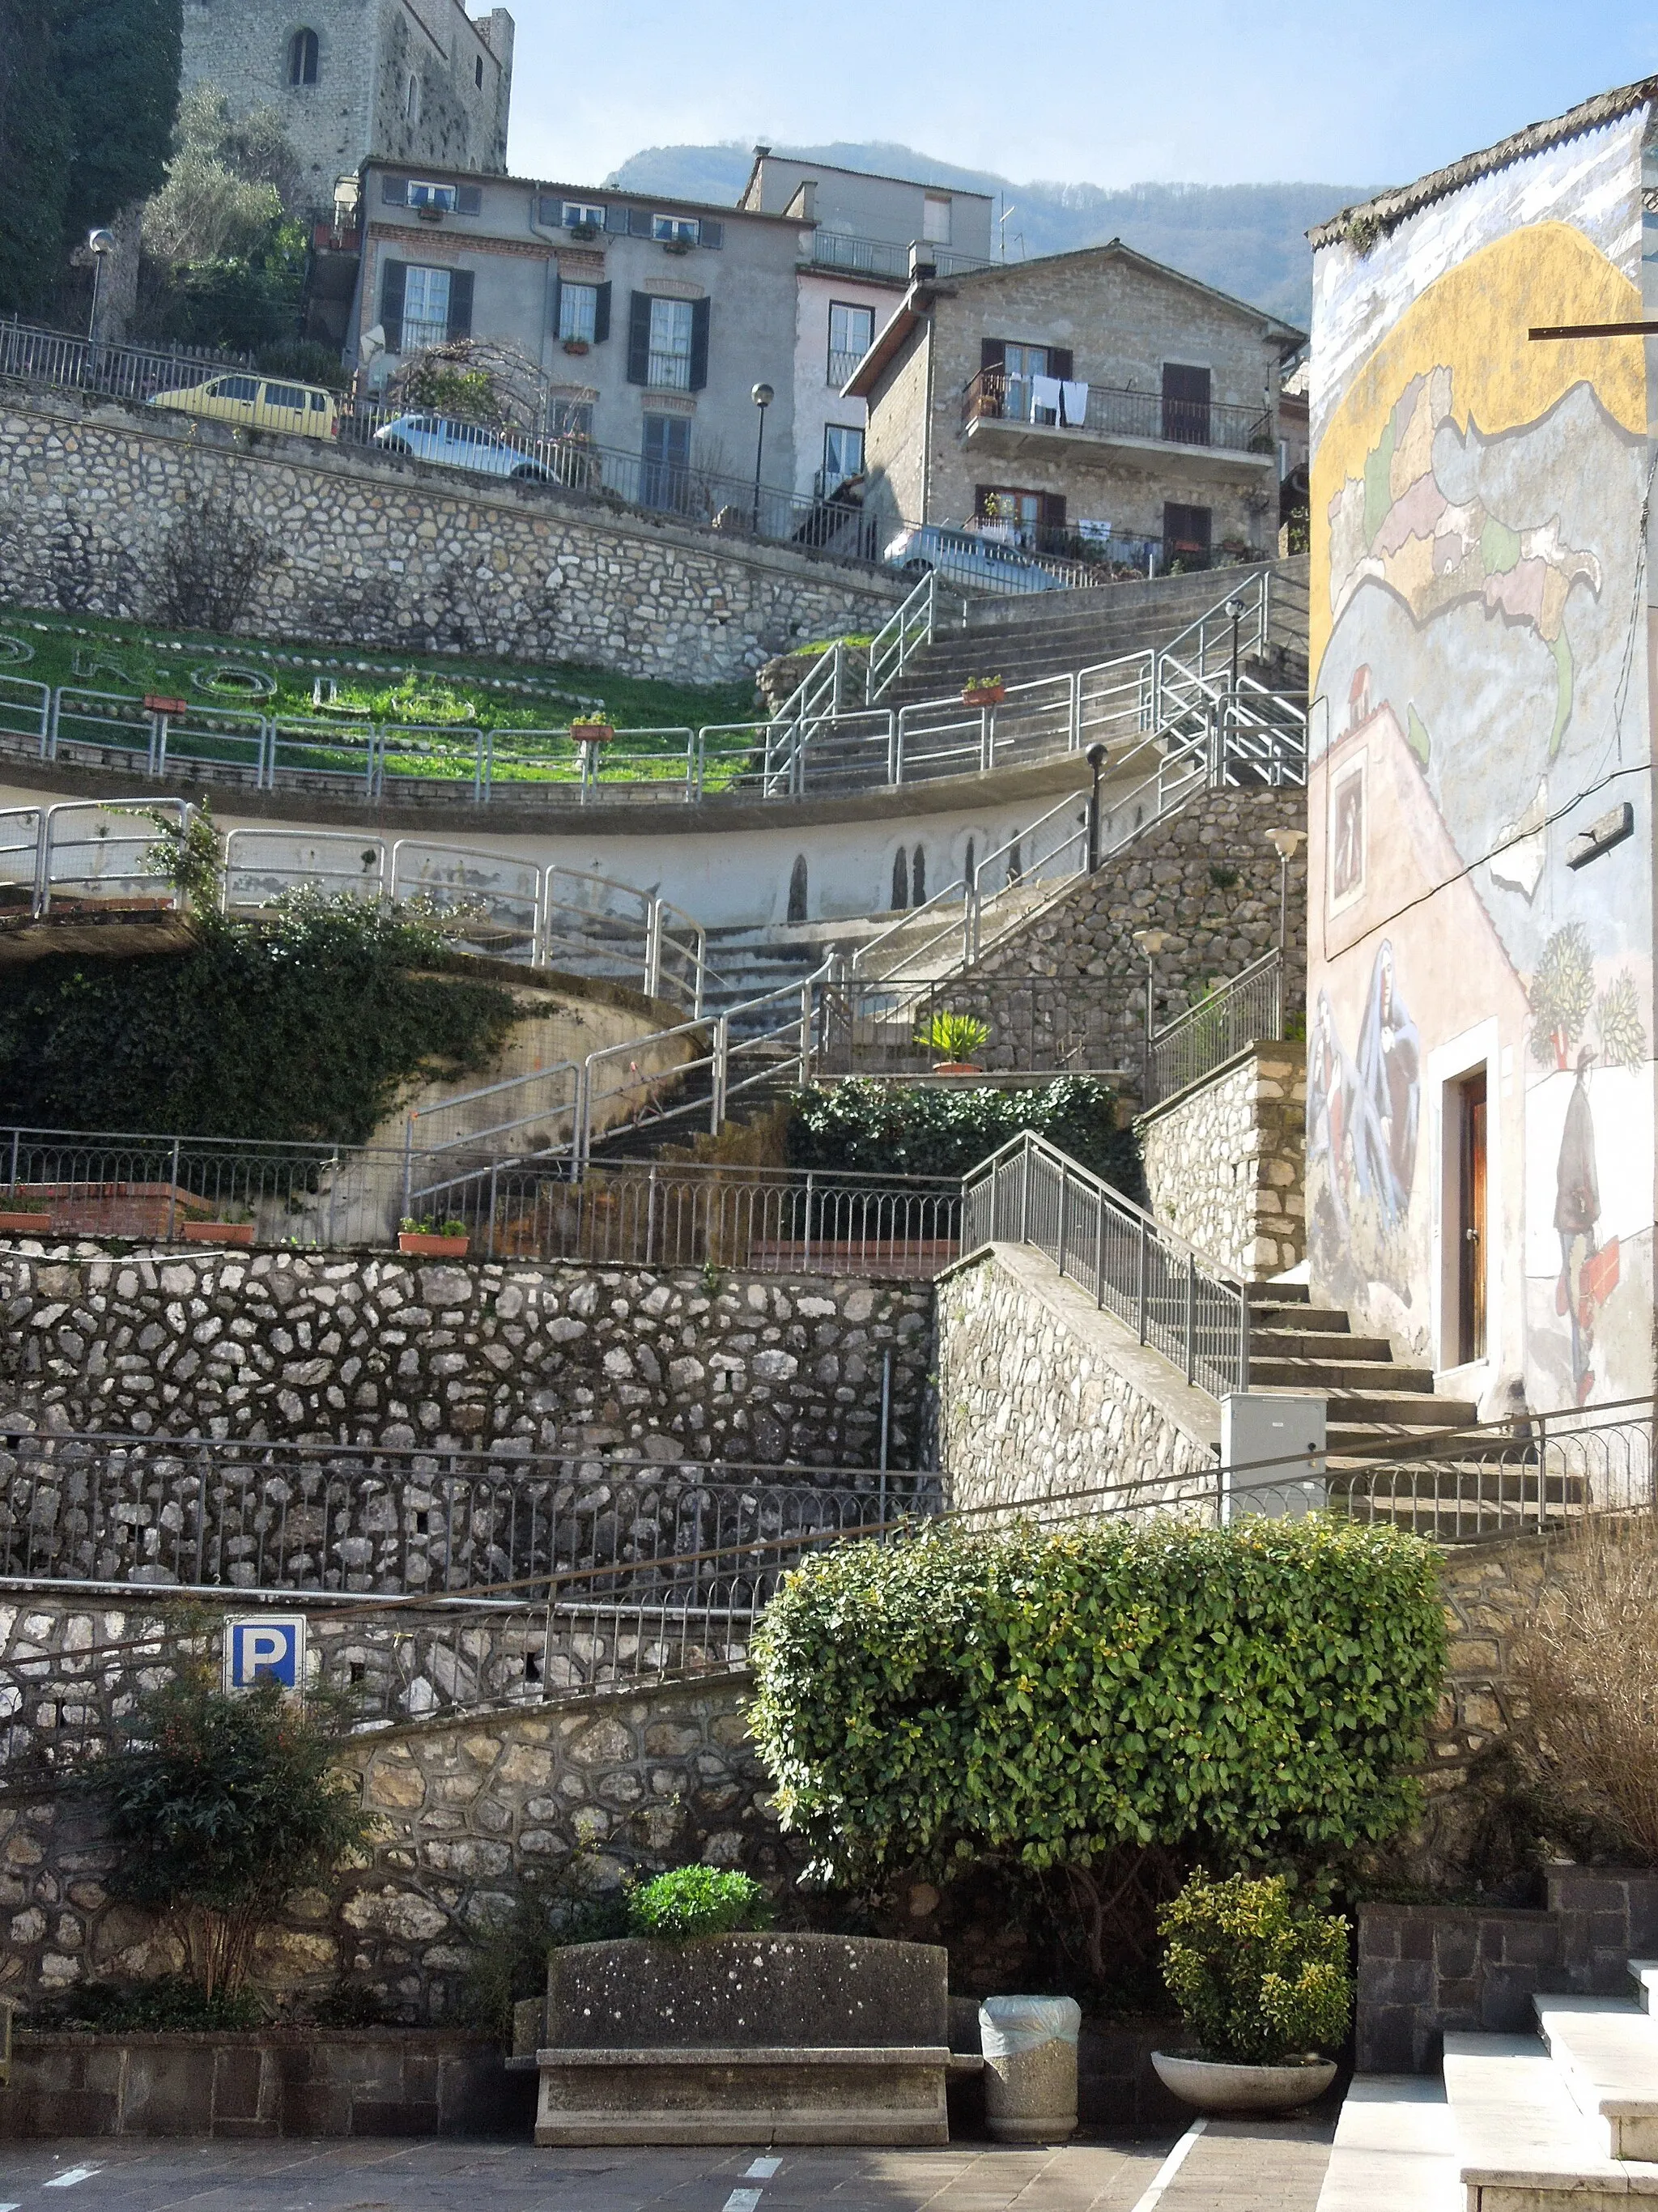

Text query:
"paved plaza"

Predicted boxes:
[[0, 2123, 1337, 2212]]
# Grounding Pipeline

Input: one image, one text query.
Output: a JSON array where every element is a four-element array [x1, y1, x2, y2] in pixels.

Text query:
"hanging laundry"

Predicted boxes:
[[1060, 380, 1090, 425], [1029, 373, 1063, 423]]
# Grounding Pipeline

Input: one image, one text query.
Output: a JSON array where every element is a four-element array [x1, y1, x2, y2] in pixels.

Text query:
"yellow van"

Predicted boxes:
[[148, 372, 340, 440]]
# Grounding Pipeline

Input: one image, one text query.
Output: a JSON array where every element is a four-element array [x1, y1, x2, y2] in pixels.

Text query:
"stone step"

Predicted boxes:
[[1533, 1993, 1658, 2160], [1443, 2030, 1658, 2208], [1248, 1280, 1310, 1305], [1249, 1359, 1438, 1394], [1314, 2074, 1460, 2212], [1248, 1304, 1353, 1334], [1251, 1329, 1394, 1361], [1258, 1388, 1479, 1427]]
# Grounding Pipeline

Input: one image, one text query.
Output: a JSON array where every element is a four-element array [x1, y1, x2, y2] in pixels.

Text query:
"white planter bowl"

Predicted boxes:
[[1151, 2050, 1337, 2114]]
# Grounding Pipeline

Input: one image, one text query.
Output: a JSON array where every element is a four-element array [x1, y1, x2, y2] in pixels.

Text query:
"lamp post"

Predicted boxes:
[[750, 381, 774, 534], [1265, 826, 1305, 958], [84, 227, 116, 358], [1086, 741, 1107, 873], [1132, 926, 1170, 1091]]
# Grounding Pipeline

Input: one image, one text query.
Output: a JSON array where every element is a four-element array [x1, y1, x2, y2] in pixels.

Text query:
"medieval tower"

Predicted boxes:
[[181, 0, 514, 202]]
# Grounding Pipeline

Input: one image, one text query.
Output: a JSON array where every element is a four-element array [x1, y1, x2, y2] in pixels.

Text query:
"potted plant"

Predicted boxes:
[[916, 1009, 991, 1074], [661, 238, 693, 257], [568, 220, 600, 242], [962, 674, 1005, 708], [0, 1187, 50, 1236], [569, 716, 617, 745], [562, 338, 591, 356], [1150, 1873, 1348, 2115], [398, 1216, 470, 1257]]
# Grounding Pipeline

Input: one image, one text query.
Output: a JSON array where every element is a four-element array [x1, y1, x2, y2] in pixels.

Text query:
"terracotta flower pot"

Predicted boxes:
[[1151, 2051, 1337, 2115], [398, 1231, 469, 1257], [181, 1221, 255, 1246], [963, 684, 1005, 708], [570, 721, 617, 745], [0, 1211, 49, 1235], [932, 1061, 983, 1075]]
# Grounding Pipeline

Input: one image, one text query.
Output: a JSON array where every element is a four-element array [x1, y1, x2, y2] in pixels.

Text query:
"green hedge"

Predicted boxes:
[[0, 898, 517, 1143], [786, 1076, 1143, 1192], [749, 1519, 1445, 1882]]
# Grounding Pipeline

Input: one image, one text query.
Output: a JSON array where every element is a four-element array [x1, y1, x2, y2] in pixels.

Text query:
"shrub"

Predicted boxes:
[[787, 1076, 1141, 1192], [462, 1863, 630, 2035], [56, 1974, 262, 2033], [80, 1662, 378, 2001], [750, 1519, 1444, 1975], [1160, 1873, 1351, 2064], [626, 1867, 772, 1942]]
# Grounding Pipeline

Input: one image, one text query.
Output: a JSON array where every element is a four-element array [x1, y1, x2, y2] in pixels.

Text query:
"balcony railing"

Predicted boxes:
[[810, 231, 994, 281], [827, 347, 866, 388], [646, 350, 692, 391], [961, 367, 1273, 457]]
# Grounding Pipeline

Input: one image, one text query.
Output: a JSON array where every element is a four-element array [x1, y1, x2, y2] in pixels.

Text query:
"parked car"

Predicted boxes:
[[882, 523, 1071, 595], [371, 412, 554, 482], [148, 373, 339, 439]]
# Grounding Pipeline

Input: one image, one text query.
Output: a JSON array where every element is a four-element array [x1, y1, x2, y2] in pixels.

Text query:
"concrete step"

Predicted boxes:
[[1443, 2030, 1658, 2207], [1248, 1359, 1438, 1394], [1261, 1388, 1479, 1427], [1533, 1993, 1658, 2159], [1251, 1329, 1398, 1362], [1314, 2074, 1460, 2212], [1249, 1280, 1310, 1305], [1249, 1304, 1353, 1334]]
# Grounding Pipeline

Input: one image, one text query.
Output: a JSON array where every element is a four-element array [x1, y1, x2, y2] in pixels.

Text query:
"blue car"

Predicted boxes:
[[882, 523, 1072, 594]]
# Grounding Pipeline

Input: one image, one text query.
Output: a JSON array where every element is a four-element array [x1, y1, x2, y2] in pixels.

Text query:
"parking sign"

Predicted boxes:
[[223, 1615, 306, 1695]]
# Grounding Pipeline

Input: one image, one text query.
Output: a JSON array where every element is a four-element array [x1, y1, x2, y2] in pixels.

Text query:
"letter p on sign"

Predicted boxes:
[[224, 1615, 306, 1695]]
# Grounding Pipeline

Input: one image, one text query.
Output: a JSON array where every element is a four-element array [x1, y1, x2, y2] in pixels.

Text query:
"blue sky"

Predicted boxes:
[[506, 0, 1658, 194]]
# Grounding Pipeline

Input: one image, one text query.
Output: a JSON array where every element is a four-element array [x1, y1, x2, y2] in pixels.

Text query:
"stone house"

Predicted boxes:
[[846, 241, 1302, 569], [1304, 74, 1658, 1420], [181, 0, 514, 202]]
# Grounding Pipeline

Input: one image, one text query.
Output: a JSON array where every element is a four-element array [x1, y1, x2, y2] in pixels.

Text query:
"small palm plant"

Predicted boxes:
[[916, 1009, 991, 1065]]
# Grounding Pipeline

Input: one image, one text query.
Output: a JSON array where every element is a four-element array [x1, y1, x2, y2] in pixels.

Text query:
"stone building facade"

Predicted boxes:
[[181, 0, 513, 202], [1137, 1043, 1307, 1278], [849, 243, 1303, 568]]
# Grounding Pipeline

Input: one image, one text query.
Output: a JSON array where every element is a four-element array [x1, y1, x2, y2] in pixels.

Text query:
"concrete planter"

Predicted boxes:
[[1151, 2049, 1337, 2114], [533, 1933, 953, 2146]]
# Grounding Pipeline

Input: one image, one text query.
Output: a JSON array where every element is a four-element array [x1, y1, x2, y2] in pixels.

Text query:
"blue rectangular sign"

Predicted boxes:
[[224, 1615, 306, 1694]]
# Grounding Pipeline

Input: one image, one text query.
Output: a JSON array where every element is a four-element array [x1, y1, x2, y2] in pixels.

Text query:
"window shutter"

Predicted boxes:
[[627, 291, 651, 383], [628, 206, 652, 237], [1040, 492, 1068, 534], [606, 202, 630, 234], [700, 218, 723, 250], [380, 259, 407, 351], [980, 338, 1005, 374], [457, 184, 482, 215], [537, 196, 558, 228], [446, 269, 474, 341], [1048, 347, 1073, 381], [593, 281, 611, 344], [549, 270, 561, 334], [381, 174, 408, 205], [688, 296, 710, 390]]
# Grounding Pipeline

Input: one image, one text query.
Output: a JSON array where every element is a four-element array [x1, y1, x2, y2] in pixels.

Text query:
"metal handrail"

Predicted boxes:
[[960, 366, 1273, 457], [1145, 948, 1284, 1105], [867, 568, 938, 701], [962, 1129, 1250, 1398]]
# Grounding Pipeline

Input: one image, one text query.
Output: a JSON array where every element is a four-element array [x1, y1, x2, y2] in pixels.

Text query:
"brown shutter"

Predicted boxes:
[[980, 338, 1005, 373], [1048, 347, 1073, 381], [1040, 492, 1068, 534]]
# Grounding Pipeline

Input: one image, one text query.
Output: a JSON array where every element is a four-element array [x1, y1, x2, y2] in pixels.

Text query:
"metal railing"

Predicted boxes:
[[816, 972, 1129, 1078], [810, 232, 993, 281], [961, 366, 1274, 457], [962, 1130, 1250, 1397], [868, 568, 942, 701], [1146, 948, 1284, 1104], [0, 316, 250, 405]]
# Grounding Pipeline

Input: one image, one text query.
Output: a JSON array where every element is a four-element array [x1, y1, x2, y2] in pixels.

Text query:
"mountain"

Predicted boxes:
[[604, 140, 1381, 330]]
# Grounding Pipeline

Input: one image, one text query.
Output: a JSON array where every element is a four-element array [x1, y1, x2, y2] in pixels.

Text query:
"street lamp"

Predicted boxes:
[[750, 381, 774, 534], [1265, 826, 1305, 956], [1086, 741, 1107, 873], [85, 227, 116, 352], [1131, 925, 1170, 1074]]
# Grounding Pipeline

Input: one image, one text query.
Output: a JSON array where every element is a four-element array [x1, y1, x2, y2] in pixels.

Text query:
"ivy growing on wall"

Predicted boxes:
[[0, 895, 517, 1142]]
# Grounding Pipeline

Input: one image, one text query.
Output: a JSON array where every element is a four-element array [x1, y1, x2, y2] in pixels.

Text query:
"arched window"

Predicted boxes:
[[287, 27, 318, 84], [787, 855, 808, 925], [912, 844, 925, 903], [404, 71, 420, 122], [1006, 840, 1022, 887], [963, 837, 976, 887], [890, 848, 908, 911]]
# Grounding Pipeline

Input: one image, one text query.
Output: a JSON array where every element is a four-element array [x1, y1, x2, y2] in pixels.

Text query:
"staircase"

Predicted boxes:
[[1247, 1284, 1479, 1461], [1319, 1964, 1658, 2211]]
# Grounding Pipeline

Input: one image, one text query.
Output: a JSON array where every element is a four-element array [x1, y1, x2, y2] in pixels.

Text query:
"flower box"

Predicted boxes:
[[180, 1220, 255, 1246], [562, 338, 591, 356], [0, 1210, 49, 1235], [568, 223, 599, 242], [569, 720, 617, 745], [962, 683, 1005, 708], [398, 1231, 469, 1257]]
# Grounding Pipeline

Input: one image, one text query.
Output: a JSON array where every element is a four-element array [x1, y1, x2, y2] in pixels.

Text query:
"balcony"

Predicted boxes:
[[827, 347, 867, 388], [959, 368, 1274, 474], [810, 231, 993, 282]]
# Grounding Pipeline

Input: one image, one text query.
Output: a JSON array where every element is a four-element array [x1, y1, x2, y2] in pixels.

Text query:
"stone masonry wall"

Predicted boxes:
[[0, 1245, 932, 1463], [935, 785, 1307, 1083], [1137, 1043, 1306, 1277], [935, 1242, 1218, 1516], [0, 389, 899, 685]]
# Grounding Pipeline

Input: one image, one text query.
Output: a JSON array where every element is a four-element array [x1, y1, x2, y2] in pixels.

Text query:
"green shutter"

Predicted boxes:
[[380, 259, 407, 351], [688, 297, 710, 390], [446, 270, 474, 340], [627, 291, 651, 384], [593, 282, 611, 344]]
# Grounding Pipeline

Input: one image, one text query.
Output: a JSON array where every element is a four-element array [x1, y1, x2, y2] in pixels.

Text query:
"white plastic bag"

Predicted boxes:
[[977, 1994, 1082, 2057]]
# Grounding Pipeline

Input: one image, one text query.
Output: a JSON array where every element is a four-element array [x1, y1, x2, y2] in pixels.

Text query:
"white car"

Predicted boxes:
[[372, 412, 554, 482], [883, 523, 1070, 595]]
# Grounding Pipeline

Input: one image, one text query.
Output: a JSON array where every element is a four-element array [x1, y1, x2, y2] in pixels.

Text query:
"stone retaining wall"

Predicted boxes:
[[0, 1247, 932, 1462], [1137, 1043, 1306, 1277], [0, 388, 899, 685]]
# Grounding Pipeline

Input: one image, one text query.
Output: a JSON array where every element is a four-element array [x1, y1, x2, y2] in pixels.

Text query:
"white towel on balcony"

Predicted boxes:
[[1029, 374, 1063, 422], [1060, 379, 1089, 425]]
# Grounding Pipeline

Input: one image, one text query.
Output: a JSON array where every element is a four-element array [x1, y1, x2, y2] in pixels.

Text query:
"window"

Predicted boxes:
[[787, 855, 809, 925], [308, 390, 328, 412], [912, 844, 925, 901], [474, 53, 484, 87], [400, 264, 452, 351], [210, 375, 260, 402], [287, 27, 318, 83], [641, 414, 691, 509], [647, 296, 693, 389], [891, 849, 908, 909], [653, 213, 700, 246], [923, 194, 951, 245], [261, 381, 306, 411], [406, 180, 457, 213], [827, 300, 874, 387], [562, 200, 606, 231], [550, 398, 593, 440], [822, 424, 865, 494], [974, 485, 1067, 549], [1163, 500, 1213, 565], [404, 72, 419, 122], [559, 283, 598, 342]]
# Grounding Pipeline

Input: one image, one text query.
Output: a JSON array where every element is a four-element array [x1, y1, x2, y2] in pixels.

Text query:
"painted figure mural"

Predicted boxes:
[[1306, 88, 1656, 1414]]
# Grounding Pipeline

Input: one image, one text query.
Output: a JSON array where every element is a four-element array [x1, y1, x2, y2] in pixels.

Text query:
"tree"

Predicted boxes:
[[0, 0, 74, 314], [142, 84, 308, 353]]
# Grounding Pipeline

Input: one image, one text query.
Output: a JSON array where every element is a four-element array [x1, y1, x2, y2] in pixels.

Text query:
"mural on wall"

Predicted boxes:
[[1307, 130, 1654, 1411]]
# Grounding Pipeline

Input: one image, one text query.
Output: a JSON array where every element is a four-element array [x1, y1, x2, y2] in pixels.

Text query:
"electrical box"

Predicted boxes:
[[1221, 1393, 1326, 1523]]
